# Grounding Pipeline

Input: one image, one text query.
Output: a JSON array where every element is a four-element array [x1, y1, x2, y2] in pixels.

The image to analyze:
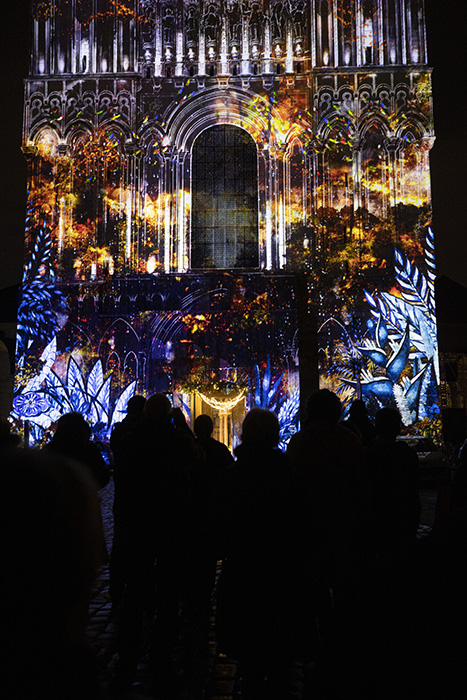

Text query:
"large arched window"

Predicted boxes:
[[191, 125, 259, 269]]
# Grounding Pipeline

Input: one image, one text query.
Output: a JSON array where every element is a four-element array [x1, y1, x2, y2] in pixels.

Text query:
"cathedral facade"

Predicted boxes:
[[13, 1, 439, 446]]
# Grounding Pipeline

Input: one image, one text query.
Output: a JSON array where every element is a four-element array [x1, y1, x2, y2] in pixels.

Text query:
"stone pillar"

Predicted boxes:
[[123, 140, 138, 272], [175, 148, 189, 272], [295, 273, 319, 425]]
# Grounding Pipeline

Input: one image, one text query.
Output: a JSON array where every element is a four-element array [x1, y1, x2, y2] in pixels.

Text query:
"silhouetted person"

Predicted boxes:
[[193, 414, 233, 477], [215, 408, 313, 700], [344, 398, 376, 448], [287, 390, 369, 606], [110, 395, 147, 460], [45, 412, 110, 490], [366, 407, 420, 562], [111, 393, 200, 696], [109, 395, 146, 612], [172, 406, 195, 437], [363, 407, 421, 695], [185, 414, 234, 615], [286, 389, 370, 697], [0, 448, 105, 700]]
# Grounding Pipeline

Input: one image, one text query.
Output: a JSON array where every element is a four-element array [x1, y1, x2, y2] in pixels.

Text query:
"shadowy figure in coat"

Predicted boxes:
[[185, 414, 234, 615], [109, 395, 146, 612], [110, 395, 147, 459], [193, 414, 233, 477], [363, 407, 421, 695], [0, 448, 105, 700], [343, 399, 376, 448], [45, 412, 110, 490], [215, 408, 314, 700], [286, 390, 371, 697], [287, 390, 369, 607], [111, 393, 200, 696], [172, 406, 196, 437], [366, 407, 420, 564]]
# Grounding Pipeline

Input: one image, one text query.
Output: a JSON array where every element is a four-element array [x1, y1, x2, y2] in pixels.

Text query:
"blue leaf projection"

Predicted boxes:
[[356, 347, 388, 366], [327, 227, 439, 424], [13, 337, 137, 443], [252, 356, 299, 447], [16, 218, 67, 359], [13, 207, 138, 444], [386, 326, 411, 383]]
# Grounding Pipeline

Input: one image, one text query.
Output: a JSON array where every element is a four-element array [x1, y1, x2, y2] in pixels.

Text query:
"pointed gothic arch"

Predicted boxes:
[[191, 124, 259, 270]]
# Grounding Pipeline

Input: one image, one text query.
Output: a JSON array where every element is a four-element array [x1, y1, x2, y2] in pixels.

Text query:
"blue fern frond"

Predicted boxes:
[[87, 361, 105, 398], [110, 381, 137, 427], [425, 227, 437, 312], [16, 220, 67, 359], [394, 247, 429, 309]]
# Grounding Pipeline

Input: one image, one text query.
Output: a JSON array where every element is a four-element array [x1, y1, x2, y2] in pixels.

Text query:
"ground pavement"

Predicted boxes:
[[86, 478, 437, 700], [87, 478, 249, 700]]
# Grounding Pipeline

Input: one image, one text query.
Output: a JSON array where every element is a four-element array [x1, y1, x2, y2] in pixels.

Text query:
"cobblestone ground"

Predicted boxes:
[[87, 478, 436, 699], [86, 478, 246, 700]]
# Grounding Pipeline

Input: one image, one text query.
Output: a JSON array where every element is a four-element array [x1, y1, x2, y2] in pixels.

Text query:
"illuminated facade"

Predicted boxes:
[[13, 0, 439, 445]]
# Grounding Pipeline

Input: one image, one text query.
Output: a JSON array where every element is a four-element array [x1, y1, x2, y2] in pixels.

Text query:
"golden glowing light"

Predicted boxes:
[[198, 389, 247, 414]]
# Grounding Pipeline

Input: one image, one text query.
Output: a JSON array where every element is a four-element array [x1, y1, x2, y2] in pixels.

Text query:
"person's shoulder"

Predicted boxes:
[[273, 448, 302, 477], [110, 417, 136, 448], [209, 436, 233, 455], [286, 428, 310, 450]]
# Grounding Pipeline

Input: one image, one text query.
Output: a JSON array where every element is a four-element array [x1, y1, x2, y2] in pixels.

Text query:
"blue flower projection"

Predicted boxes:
[[13, 336, 137, 441]]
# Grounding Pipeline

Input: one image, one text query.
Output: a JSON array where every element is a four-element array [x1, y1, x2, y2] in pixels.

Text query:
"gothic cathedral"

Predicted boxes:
[[13, 1, 439, 447]]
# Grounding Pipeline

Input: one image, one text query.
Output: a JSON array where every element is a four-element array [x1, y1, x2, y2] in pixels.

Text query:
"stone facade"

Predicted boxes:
[[13, 1, 438, 444]]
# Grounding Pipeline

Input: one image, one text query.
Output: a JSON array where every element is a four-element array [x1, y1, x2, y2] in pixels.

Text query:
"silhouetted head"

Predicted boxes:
[[126, 394, 146, 417], [194, 414, 214, 438], [306, 389, 342, 424], [241, 408, 280, 449], [172, 407, 188, 428], [54, 412, 90, 444], [375, 407, 402, 440], [144, 393, 172, 422]]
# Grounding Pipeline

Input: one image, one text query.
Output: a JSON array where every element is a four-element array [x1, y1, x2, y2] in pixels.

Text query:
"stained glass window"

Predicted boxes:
[[191, 125, 259, 269]]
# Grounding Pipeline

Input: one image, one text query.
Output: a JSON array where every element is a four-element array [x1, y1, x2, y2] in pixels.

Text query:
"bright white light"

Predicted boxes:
[[147, 255, 157, 274]]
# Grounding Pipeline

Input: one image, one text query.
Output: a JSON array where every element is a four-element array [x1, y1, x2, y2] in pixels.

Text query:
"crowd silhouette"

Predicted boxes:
[[1, 390, 467, 699]]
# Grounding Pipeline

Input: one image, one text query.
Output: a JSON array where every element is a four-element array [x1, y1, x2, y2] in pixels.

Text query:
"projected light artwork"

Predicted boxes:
[[12, 0, 439, 446]]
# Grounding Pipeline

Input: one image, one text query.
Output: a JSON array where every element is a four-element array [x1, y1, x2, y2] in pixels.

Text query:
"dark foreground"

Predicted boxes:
[[86, 479, 462, 699]]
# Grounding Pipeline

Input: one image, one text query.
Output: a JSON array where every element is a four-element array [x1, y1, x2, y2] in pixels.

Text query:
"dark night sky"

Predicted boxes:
[[0, 2, 466, 290]]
